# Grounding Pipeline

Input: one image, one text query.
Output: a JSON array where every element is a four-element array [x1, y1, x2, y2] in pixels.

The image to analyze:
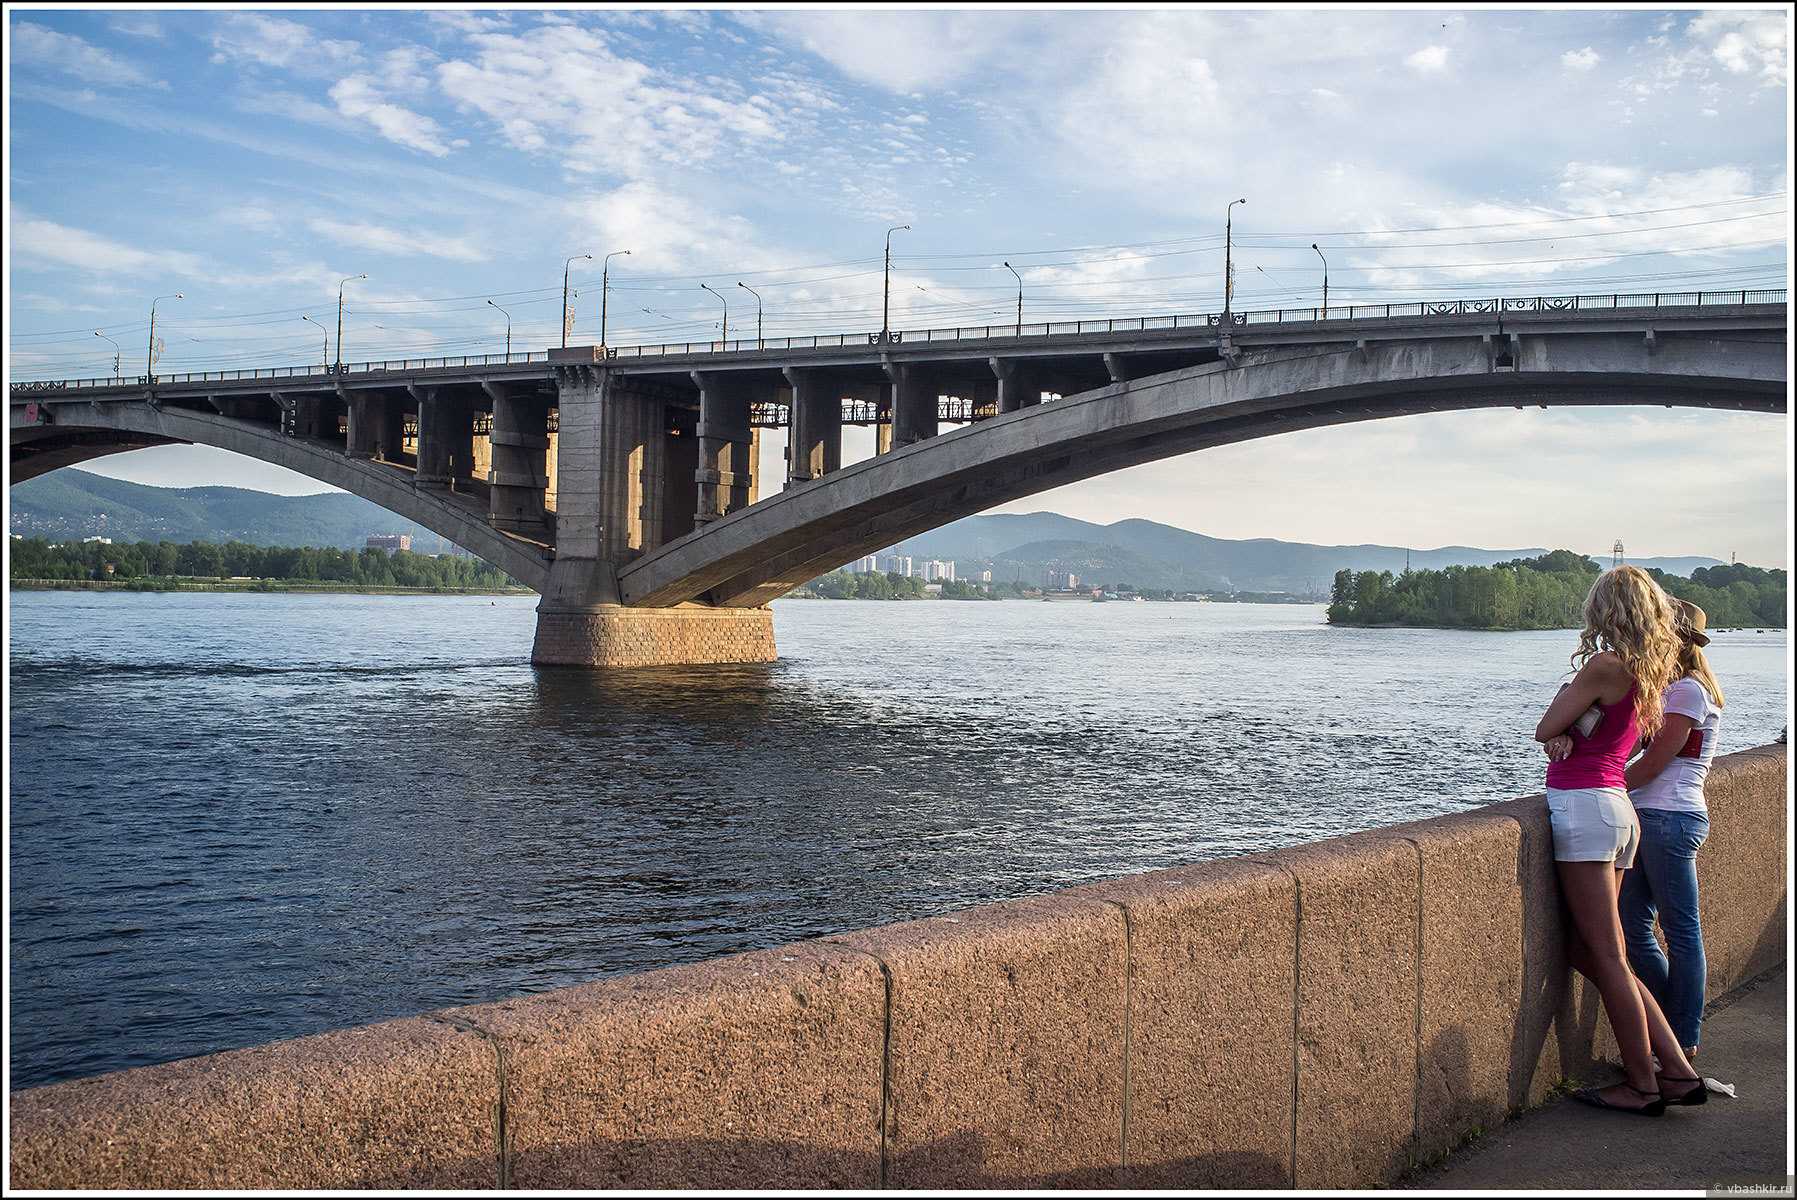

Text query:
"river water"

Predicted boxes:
[[7, 591, 1788, 1088]]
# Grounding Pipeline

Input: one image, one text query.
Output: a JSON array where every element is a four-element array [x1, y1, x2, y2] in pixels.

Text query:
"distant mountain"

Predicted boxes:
[[11, 471, 1729, 587], [891, 513, 1724, 593], [9, 470, 460, 552]]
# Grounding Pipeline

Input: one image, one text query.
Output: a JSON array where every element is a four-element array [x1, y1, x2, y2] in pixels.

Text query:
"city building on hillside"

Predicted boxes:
[[883, 555, 914, 577], [924, 559, 955, 582], [366, 534, 412, 554], [851, 554, 878, 574], [81, 536, 112, 545], [979, 568, 992, 583], [1045, 568, 1080, 590]]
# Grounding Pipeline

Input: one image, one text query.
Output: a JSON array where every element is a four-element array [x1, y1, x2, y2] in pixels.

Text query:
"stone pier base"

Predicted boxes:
[[531, 603, 776, 669]]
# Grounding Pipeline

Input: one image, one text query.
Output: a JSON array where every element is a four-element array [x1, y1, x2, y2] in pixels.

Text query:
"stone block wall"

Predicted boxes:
[[529, 604, 776, 669], [10, 746, 1786, 1190]]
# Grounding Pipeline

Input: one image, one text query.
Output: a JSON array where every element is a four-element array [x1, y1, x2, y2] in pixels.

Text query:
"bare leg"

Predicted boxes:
[[1558, 859, 1658, 1104], [1613, 869, 1701, 1095]]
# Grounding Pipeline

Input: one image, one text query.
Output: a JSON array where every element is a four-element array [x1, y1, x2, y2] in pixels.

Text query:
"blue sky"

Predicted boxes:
[[7, 6, 1791, 564]]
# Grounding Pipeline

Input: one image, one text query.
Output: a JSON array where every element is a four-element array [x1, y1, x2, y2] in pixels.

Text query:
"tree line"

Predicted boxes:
[[1327, 550, 1785, 630], [9, 537, 522, 591]]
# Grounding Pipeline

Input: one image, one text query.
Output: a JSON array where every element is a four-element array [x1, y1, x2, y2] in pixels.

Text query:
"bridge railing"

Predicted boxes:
[[9, 290, 1785, 392]]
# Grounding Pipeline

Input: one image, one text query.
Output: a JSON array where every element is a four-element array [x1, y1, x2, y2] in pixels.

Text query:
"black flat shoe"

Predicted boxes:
[[1658, 1073, 1709, 1106], [1571, 1082, 1666, 1117]]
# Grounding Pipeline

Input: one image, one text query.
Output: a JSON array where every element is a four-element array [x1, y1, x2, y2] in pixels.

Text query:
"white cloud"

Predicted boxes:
[[744, 11, 1029, 91], [329, 77, 452, 157], [11, 214, 207, 278], [437, 24, 784, 177], [12, 22, 166, 89], [1405, 45, 1451, 73], [209, 14, 360, 74], [304, 217, 487, 262], [1687, 10, 1788, 82], [110, 14, 165, 40], [1561, 46, 1601, 71]]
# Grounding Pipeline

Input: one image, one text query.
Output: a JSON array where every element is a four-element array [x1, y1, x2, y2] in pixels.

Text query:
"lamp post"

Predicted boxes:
[[1311, 242, 1329, 318], [562, 253, 592, 348], [1003, 261, 1022, 335], [699, 282, 728, 346], [736, 281, 763, 345], [147, 293, 182, 378], [1223, 198, 1246, 321], [882, 223, 910, 342], [336, 274, 365, 371], [487, 299, 513, 358], [600, 249, 630, 349], [300, 315, 328, 367], [94, 330, 121, 380]]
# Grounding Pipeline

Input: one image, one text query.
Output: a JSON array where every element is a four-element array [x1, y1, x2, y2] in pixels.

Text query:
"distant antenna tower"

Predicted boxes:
[[1612, 540, 1625, 567]]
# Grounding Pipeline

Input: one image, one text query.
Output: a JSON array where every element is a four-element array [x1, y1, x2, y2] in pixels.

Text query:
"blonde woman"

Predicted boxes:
[[1534, 566, 1699, 1116], [1618, 599, 1723, 1069]]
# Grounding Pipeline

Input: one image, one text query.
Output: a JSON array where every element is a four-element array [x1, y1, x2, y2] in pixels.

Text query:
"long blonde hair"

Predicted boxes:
[[1572, 565, 1681, 737]]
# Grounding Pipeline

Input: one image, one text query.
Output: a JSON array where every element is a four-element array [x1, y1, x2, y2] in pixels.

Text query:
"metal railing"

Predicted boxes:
[[9, 289, 1784, 393]]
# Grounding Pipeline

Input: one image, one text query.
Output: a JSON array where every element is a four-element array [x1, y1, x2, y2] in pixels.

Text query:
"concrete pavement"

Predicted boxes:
[[1404, 964, 1789, 1191]]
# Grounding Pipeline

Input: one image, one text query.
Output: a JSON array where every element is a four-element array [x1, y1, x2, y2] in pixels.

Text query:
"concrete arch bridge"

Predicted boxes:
[[10, 292, 1785, 667]]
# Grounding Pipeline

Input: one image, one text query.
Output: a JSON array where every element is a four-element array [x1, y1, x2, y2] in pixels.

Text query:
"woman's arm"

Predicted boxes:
[[1625, 712, 1698, 791], [1535, 657, 1614, 742]]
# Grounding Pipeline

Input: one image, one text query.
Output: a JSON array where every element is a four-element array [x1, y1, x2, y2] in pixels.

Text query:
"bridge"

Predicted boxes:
[[9, 289, 1787, 667]]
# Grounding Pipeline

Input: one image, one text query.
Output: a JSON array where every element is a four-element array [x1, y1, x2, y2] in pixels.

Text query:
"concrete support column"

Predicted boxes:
[[783, 366, 842, 485], [486, 383, 549, 533], [691, 371, 753, 525], [376, 396, 408, 464], [445, 397, 477, 493], [885, 358, 937, 449], [991, 357, 1039, 414], [344, 390, 378, 458], [411, 385, 452, 490], [598, 381, 669, 561]]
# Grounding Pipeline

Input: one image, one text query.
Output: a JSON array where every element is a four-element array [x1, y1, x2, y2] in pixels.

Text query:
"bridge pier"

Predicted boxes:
[[532, 365, 774, 668]]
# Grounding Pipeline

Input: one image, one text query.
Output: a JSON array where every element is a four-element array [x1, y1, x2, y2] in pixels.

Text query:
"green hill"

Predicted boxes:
[[9, 470, 460, 552]]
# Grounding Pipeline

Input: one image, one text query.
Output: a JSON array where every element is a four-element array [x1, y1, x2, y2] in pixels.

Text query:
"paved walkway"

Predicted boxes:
[[1406, 964, 1788, 1192]]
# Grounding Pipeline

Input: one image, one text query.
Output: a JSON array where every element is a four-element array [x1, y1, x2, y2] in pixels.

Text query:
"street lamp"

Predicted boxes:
[[600, 249, 630, 349], [94, 330, 121, 380], [699, 282, 728, 345], [562, 253, 592, 348], [300, 315, 328, 367], [1312, 242, 1329, 318], [336, 274, 366, 370], [147, 293, 182, 378], [736, 281, 763, 345], [882, 223, 910, 342], [487, 299, 513, 358], [1003, 261, 1023, 335], [1223, 198, 1246, 320]]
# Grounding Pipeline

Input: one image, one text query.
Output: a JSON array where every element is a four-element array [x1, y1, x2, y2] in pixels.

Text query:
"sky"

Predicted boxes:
[[6, 5, 1792, 565]]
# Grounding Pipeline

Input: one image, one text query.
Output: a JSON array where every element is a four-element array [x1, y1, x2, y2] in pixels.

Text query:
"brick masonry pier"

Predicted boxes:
[[8, 745, 1786, 1189], [529, 603, 776, 669]]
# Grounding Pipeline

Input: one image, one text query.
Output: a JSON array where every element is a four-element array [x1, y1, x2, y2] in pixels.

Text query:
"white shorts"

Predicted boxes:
[[1547, 787, 1640, 868]]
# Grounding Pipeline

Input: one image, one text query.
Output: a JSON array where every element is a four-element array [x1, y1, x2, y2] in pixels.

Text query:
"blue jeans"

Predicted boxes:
[[1619, 808, 1710, 1049]]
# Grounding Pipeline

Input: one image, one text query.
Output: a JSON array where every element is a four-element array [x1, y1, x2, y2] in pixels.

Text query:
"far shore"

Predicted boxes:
[[9, 578, 531, 597]]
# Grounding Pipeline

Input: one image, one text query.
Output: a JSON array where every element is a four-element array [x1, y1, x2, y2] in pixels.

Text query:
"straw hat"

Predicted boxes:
[[1673, 598, 1710, 646]]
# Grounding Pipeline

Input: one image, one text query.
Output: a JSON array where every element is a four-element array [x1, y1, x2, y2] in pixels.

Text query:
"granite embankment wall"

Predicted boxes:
[[10, 745, 1787, 1190]]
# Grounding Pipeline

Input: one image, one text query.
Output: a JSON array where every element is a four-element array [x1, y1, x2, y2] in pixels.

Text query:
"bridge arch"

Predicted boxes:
[[617, 329, 1785, 608], [10, 403, 553, 591]]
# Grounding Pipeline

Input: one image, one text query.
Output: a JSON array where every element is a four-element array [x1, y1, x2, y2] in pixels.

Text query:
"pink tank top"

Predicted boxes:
[[1546, 684, 1639, 791]]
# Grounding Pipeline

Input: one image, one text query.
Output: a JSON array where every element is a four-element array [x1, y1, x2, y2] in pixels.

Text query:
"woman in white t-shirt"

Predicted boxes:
[[1620, 598, 1723, 1063]]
